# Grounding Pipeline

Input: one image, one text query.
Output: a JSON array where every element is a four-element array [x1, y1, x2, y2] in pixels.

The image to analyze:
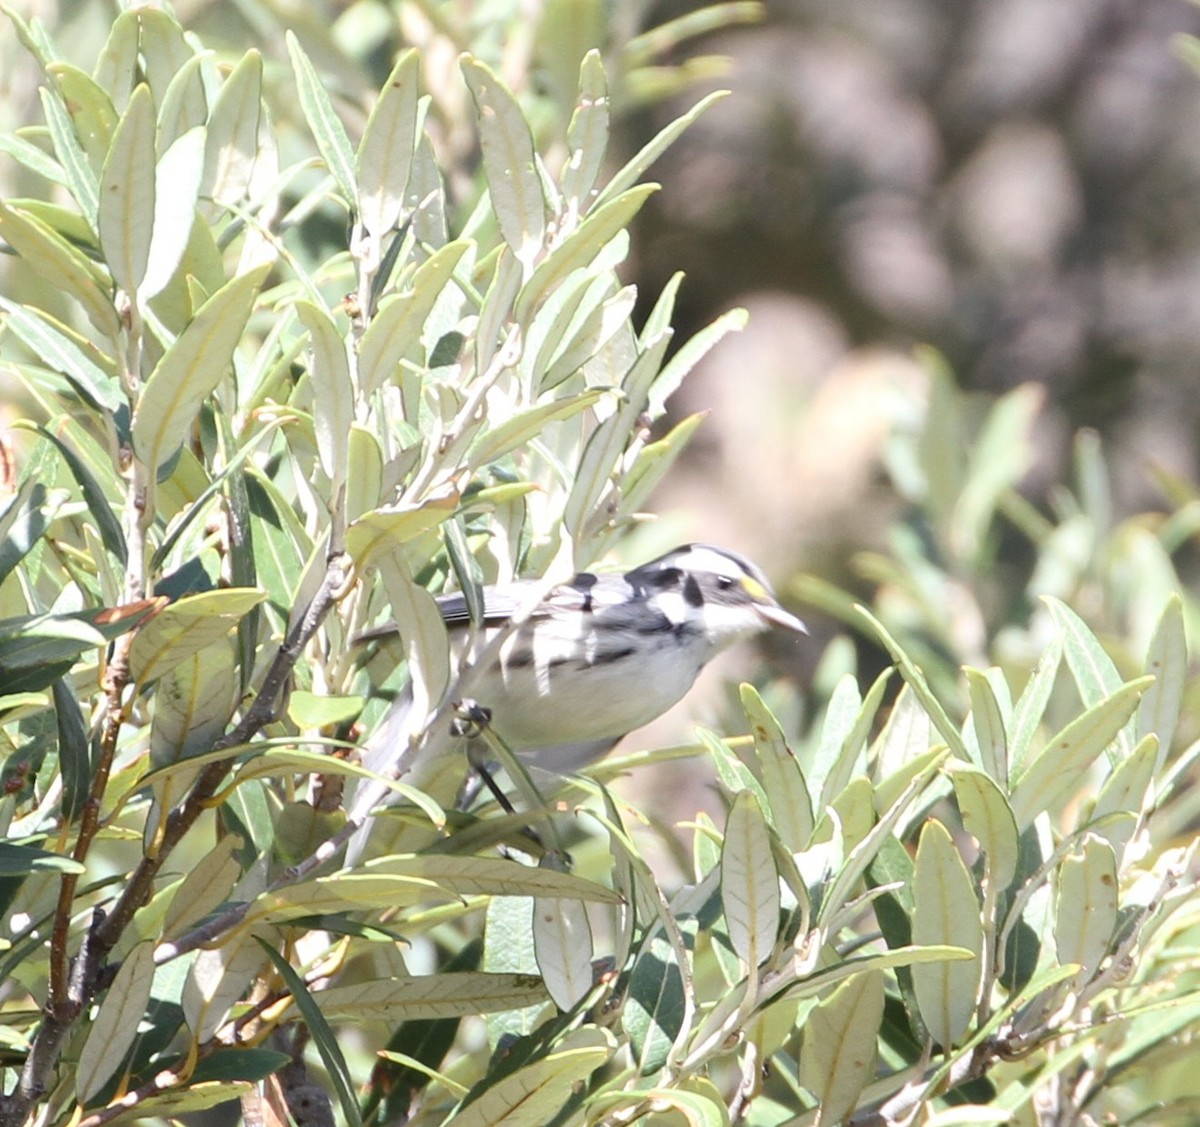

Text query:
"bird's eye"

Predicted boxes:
[[716, 575, 735, 590]]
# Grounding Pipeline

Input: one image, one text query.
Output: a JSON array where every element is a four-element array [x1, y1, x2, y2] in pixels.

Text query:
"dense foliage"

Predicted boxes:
[[1, 4, 1198, 1126]]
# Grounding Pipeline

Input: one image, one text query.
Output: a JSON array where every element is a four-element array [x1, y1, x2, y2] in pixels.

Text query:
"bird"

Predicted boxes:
[[345, 543, 806, 858]]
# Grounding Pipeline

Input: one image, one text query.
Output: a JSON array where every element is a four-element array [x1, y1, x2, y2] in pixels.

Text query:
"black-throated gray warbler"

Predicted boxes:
[[346, 544, 806, 854]]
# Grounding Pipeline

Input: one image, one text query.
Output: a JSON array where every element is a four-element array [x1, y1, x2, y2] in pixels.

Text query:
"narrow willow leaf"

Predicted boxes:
[[857, 606, 971, 761], [359, 854, 621, 903], [0, 478, 51, 594], [357, 241, 471, 396], [799, 969, 884, 1127], [462, 55, 546, 272], [614, 412, 705, 526], [0, 132, 67, 186], [564, 329, 673, 542], [163, 834, 242, 939], [483, 894, 542, 1046], [319, 973, 549, 1020], [296, 301, 352, 489], [1137, 594, 1186, 771], [949, 763, 1019, 890], [1055, 835, 1118, 984], [449, 1028, 615, 1127], [375, 552, 450, 721], [93, 9, 139, 109], [357, 49, 420, 239], [740, 683, 813, 851], [48, 62, 117, 170], [39, 85, 100, 225], [52, 676, 90, 824], [344, 496, 458, 567], [0, 842, 85, 876], [1009, 676, 1153, 830], [539, 284, 638, 392], [132, 264, 270, 472], [129, 588, 265, 687], [1009, 634, 1063, 774], [202, 49, 263, 208], [99, 84, 156, 296], [136, 8, 195, 107], [284, 32, 357, 206], [625, 928, 688, 1076], [1045, 597, 1128, 757], [156, 54, 208, 150], [647, 306, 747, 419], [139, 125, 206, 302], [964, 667, 1008, 785], [722, 790, 780, 970], [811, 674, 867, 812], [76, 941, 156, 1102], [594, 90, 726, 209], [1093, 733, 1157, 839], [469, 388, 606, 468], [911, 819, 983, 1049], [256, 939, 362, 1127], [408, 131, 448, 248], [150, 642, 237, 768], [533, 897, 594, 1011], [514, 184, 655, 322], [0, 603, 157, 683], [562, 50, 609, 211], [0, 206, 120, 342]]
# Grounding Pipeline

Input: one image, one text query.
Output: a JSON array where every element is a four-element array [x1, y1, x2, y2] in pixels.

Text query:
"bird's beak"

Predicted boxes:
[[756, 602, 809, 635]]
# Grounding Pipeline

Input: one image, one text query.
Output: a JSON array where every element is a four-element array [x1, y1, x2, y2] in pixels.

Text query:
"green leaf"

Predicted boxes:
[[256, 938, 362, 1127], [625, 928, 688, 1076], [296, 300, 352, 491], [451, 1028, 614, 1127], [48, 62, 117, 170], [1137, 594, 1186, 771], [799, 969, 884, 1127], [1054, 835, 1118, 984], [139, 124, 206, 302], [201, 49, 264, 208], [948, 763, 1019, 889], [149, 642, 237, 766], [514, 184, 656, 322], [0, 841, 85, 876], [157, 54, 208, 150], [856, 606, 971, 761], [469, 388, 607, 468], [129, 588, 265, 687], [0, 603, 158, 683], [1045, 597, 1129, 759], [562, 50, 609, 211], [1010, 676, 1153, 830], [357, 49, 421, 239], [76, 941, 156, 1103], [52, 677, 91, 823], [132, 264, 270, 472], [911, 819, 983, 1049], [318, 973, 550, 1021], [0, 478, 57, 588], [964, 667, 1009, 785], [1008, 634, 1062, 775], [0, 205, 120, 343], [721, 790, 780, 970], [532, 896, 594, 1012], [99, 83, 156, 297], [462, 54, 546, 272], [285, 31, 357, 206], [594, 89, 726, 209], [39, 84, 100, 225], [31, 420, 126, 563], [739, 683, 813, 852], [357, 240, 471, 396]]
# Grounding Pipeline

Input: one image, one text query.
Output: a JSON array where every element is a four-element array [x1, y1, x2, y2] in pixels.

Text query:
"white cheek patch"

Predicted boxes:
[[669, 545, 742, 577], [651, 589, 692, 627]]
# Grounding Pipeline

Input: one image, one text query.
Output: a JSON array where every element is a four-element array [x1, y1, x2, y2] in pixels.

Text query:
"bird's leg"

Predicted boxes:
[[451, 700, 518, 816]]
